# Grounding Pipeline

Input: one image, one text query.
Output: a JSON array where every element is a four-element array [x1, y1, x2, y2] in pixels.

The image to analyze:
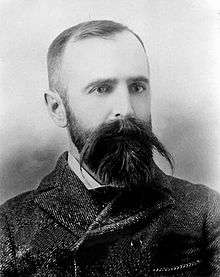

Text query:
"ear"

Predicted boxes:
[[44, 90, 67, 128]]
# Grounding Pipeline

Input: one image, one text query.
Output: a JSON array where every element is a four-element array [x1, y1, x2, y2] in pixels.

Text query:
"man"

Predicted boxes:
[[0, 20, 219, 276]]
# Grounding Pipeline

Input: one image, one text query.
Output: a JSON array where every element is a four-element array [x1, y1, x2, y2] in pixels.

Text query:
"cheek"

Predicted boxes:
[[72, 100, 109, 130], [132, 95, 151, 120]]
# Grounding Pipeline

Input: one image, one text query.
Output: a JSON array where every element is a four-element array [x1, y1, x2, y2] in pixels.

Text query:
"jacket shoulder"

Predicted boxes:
[[0, 189, 36, 215], [168, 175, 220, 213], [0, 189, 40, 241], [169, 175, 219, 196], [0, 165, 58, 216]]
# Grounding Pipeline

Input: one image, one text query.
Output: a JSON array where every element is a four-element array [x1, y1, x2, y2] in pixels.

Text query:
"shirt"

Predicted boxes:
[[68, 152, 102, 190]]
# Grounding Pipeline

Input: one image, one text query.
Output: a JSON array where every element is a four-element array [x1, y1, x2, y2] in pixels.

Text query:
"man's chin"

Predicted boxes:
[[80, 141, 154, 192], [90, 161, 153, 192]]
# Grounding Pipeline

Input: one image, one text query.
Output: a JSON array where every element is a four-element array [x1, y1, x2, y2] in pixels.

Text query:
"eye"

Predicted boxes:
[[130, 83, 146, 94], [90, 84, 112, 95]]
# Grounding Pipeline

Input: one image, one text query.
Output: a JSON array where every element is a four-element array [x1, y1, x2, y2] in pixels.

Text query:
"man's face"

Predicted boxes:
[[60, 31, 161, 190], [62, 31, 151, 133]]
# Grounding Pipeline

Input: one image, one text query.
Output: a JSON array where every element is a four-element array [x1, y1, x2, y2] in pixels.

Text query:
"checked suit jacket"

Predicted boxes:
[[0, 152, 220, 276]]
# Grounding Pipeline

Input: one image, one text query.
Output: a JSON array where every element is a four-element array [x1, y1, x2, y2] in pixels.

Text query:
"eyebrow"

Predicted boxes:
[[84, 78, 118, 91], [84, 75, 149, 92], [126, 76, 149, 84]]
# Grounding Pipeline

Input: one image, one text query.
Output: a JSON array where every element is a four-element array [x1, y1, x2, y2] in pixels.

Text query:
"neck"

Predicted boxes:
[[68, 139, 80, 162]]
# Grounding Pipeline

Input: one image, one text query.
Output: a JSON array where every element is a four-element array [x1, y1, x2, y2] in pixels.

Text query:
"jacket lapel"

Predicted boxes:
[[34, 153, 103, 238], [34, 152, 175, 248]]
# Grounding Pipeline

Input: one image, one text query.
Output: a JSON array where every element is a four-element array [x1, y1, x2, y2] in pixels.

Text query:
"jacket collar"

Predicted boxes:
[[34, 152, 175, 246], [35, 152, 103, 235]]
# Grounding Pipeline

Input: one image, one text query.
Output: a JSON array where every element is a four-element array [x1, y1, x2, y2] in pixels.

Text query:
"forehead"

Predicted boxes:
[[62, 31, 149, 85]]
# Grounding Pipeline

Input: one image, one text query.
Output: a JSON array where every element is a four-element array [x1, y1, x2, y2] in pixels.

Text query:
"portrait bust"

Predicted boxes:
[[0, 19, 219, 277]]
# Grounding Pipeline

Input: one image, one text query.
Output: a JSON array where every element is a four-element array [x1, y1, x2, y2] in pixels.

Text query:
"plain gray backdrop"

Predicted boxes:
[[0, 0, 220, 204]]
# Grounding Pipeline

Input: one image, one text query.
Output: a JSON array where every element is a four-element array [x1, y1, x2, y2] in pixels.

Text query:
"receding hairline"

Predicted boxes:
[[47, 20, 147, 98]]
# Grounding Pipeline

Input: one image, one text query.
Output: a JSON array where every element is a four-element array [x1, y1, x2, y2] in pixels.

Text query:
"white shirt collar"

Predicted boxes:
[[68, 152, 102, 190]]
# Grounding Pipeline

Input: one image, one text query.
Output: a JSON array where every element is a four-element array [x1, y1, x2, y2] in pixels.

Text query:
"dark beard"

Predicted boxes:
[[67, 111, 173, 192]]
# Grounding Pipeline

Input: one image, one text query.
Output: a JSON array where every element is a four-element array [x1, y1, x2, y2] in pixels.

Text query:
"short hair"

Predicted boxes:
[[47, 20, 146, 101]]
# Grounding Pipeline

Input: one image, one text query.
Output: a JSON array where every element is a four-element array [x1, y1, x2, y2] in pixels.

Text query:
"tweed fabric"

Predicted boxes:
[[0, 152, 220, 276]]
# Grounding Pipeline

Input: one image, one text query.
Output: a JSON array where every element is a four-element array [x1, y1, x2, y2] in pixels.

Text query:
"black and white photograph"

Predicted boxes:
[[0, 0, 220, 276]]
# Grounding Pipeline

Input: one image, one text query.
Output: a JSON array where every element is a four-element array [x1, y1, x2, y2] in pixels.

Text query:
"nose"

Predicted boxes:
[[111, 84, 134, 120]]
